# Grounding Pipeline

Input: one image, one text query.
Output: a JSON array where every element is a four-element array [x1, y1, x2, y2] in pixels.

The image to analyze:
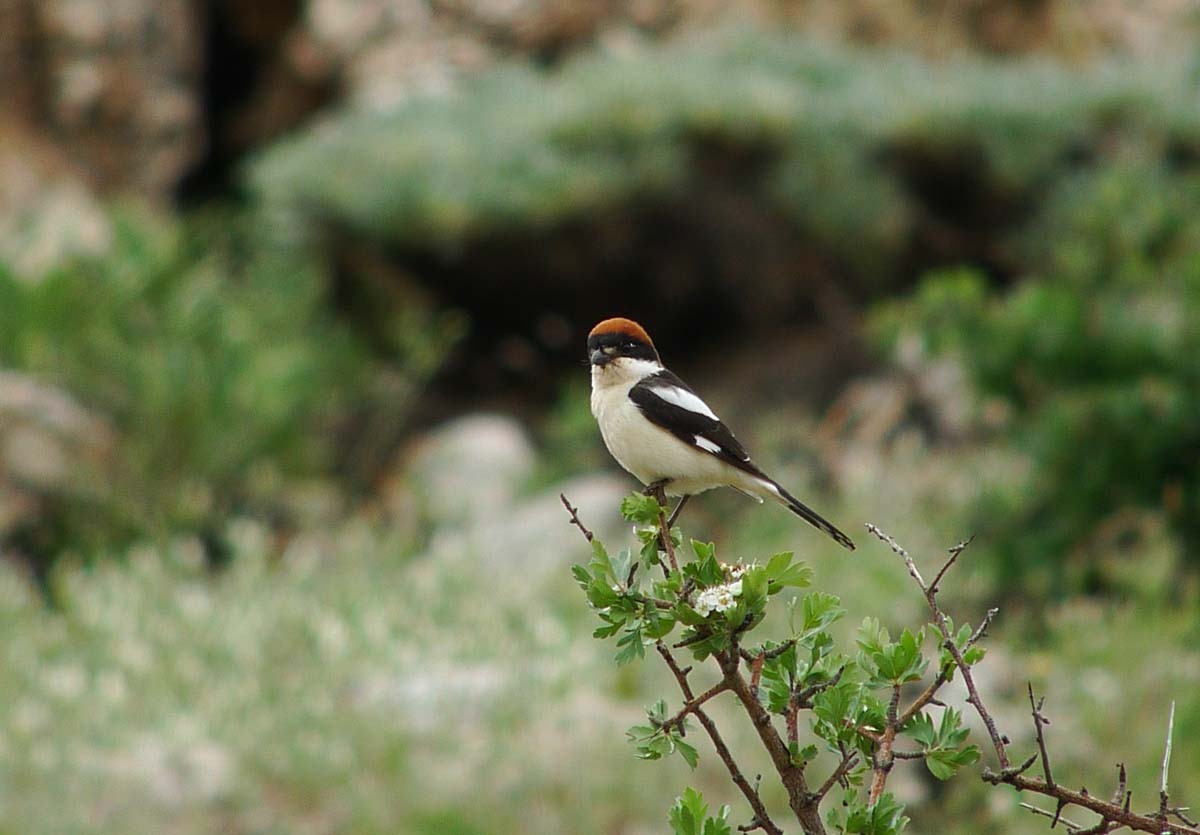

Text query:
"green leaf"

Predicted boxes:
[[962, 645, 986, 666], [615, 624, 645, 665], [905, 712, 937, 748], [765, 550, 794, 577], [737, 565, 769, 614], [571, 563, 590, 588], [676, 738, 699, 769], [642, 606, 677, 640], [797, 591, 846, 635], [683, 541, 723, 586], [702, 808, 732, 835], [768, 554, 816, 592], [589, 539, 615, 582], [668, 788, 707, 835], [830, 790, 909, 834], [592, 611, 623, 639], [857, 617, 889, 656], [586, 579, 620, 609], [621, 492, 664, 524], [905, 708, 979, 780], [667, 788, 730, 835], [872, 628, 928, 685], [925, 745, 981, 780]]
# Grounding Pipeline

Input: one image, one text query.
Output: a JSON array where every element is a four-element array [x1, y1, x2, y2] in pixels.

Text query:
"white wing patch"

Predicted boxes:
[[694, 435, 722, 454], [648, 384, 719, 421]]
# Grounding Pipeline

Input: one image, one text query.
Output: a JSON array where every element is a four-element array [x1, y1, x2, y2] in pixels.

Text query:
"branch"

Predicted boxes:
[[559, 493, 594, 542], [647, 483, 679, 572], [717, 647, 827, 834], [1159, 701, 1177, 830], [663, 681, 730, 732], [865, 524, 1011, 770], [656, 642, 784, 835], [815, 749, 860, 800], [1027, 683, 1056, 789], [868, 684, 903, 805], [898, 669, 950, 727], [867, 523, 1200, 835]]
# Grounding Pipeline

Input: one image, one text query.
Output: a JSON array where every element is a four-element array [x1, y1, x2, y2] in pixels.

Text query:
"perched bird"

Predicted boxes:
[[588, 317, 855, 550]]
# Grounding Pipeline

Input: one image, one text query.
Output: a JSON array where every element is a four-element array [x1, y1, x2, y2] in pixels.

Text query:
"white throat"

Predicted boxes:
[[590, 357, 663, 390]]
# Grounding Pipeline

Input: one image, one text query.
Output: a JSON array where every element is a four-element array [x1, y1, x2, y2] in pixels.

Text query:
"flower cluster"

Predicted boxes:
[[692, 579, 743, 617]]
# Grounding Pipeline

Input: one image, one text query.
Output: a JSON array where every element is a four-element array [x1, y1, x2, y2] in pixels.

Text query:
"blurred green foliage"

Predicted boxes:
[[250, 32, 1199, 287], [874, 160, 1200, 594], [0, 212, 445, 571]]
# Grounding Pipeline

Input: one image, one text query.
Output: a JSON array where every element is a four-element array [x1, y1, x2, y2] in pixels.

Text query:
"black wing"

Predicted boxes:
[[628, 371, 765, 478]]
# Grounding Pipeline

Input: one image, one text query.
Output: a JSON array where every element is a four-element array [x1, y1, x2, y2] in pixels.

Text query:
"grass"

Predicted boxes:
[[1, 407, 1195, 835]]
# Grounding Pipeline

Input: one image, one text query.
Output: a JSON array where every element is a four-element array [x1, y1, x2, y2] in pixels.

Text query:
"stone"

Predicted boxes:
[[406, 413, 536, 525]]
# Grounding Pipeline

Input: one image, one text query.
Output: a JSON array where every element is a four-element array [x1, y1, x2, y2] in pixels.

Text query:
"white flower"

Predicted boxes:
[[721, 561, 757, 579], [693, 579, 744, 617]]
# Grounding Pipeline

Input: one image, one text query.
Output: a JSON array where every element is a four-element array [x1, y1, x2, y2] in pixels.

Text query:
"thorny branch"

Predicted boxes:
[[866, 523, 1200, 835], [656, 641, 785, 835], [561, 491, 1196, 835], [646, 482, 680, 573], [559, 493, 594, 541]]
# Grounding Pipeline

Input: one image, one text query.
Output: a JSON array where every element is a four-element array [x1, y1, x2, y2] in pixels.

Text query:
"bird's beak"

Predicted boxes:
[[590, 347, 611, 367]]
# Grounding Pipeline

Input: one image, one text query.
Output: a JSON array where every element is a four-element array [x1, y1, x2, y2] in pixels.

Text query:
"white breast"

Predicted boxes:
[[590, 361, 744, 495]]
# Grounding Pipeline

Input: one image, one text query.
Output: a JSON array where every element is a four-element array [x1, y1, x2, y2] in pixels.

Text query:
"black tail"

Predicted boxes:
[[770, 481, 856, 551]]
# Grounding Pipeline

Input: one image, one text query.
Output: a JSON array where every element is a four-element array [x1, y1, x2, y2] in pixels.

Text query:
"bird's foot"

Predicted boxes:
[[643, 479, 670, 497]]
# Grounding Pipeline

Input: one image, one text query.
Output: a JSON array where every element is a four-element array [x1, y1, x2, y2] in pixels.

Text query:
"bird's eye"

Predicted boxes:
[[624, 341, 636, 349]]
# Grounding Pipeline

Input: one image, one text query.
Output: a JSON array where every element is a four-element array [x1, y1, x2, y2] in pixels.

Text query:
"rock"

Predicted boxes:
[[469, 473, 630, 574], [0, 127, 111, 279], [0, 371, 115, 540], [402, 411, 630, 576], [406, 413, 536, 525], [1, 0, 204, 200]]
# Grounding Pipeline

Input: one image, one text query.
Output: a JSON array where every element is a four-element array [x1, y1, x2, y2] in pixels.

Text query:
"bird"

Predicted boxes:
[[587, 317, 855, 550]]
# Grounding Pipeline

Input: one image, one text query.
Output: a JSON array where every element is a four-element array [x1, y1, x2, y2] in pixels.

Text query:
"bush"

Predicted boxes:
[[249, 31, 1200, 292], [872, 160, 1200, 594], [0, 211, 446, 571]]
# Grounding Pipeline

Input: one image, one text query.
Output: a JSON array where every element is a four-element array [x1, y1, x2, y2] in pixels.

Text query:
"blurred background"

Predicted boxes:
[[1, 1, 1198, 832]]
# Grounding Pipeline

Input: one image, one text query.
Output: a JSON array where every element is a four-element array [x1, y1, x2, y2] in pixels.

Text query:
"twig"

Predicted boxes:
[[656, 642, 783, 835], [866, 523, 925, 589], [559, 493, 594, 542], [717, 647, 827, 833], [898, 670, 950, 726], [1020, 802, 1087, 831], [866, 523, 1011, 770], [663, 681, 731, 732], [1028, 684, 1056, 789], [1110, 763, 1127, 807], [1160, 701, 1177, 828], [815, 749, 860, 800], [647, 484, 679, 572], [867, 523, 1200, 835], [930, 534, 975, 593], [868, 685, 903, 805], [1172, 808, 1198, 828], [795, 666, 845, 709], [966, 607, 999, 650]]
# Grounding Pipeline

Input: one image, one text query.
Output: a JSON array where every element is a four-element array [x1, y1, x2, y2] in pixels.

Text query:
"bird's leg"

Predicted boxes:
[[667, 495, 690, 527], [643, 479, 670, 501]]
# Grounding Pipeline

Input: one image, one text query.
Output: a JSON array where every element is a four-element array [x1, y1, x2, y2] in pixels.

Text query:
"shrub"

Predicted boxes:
[[0, 210, 445, 571], [872, 161, 1200, 594], [249, 31, 1199, 292]]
